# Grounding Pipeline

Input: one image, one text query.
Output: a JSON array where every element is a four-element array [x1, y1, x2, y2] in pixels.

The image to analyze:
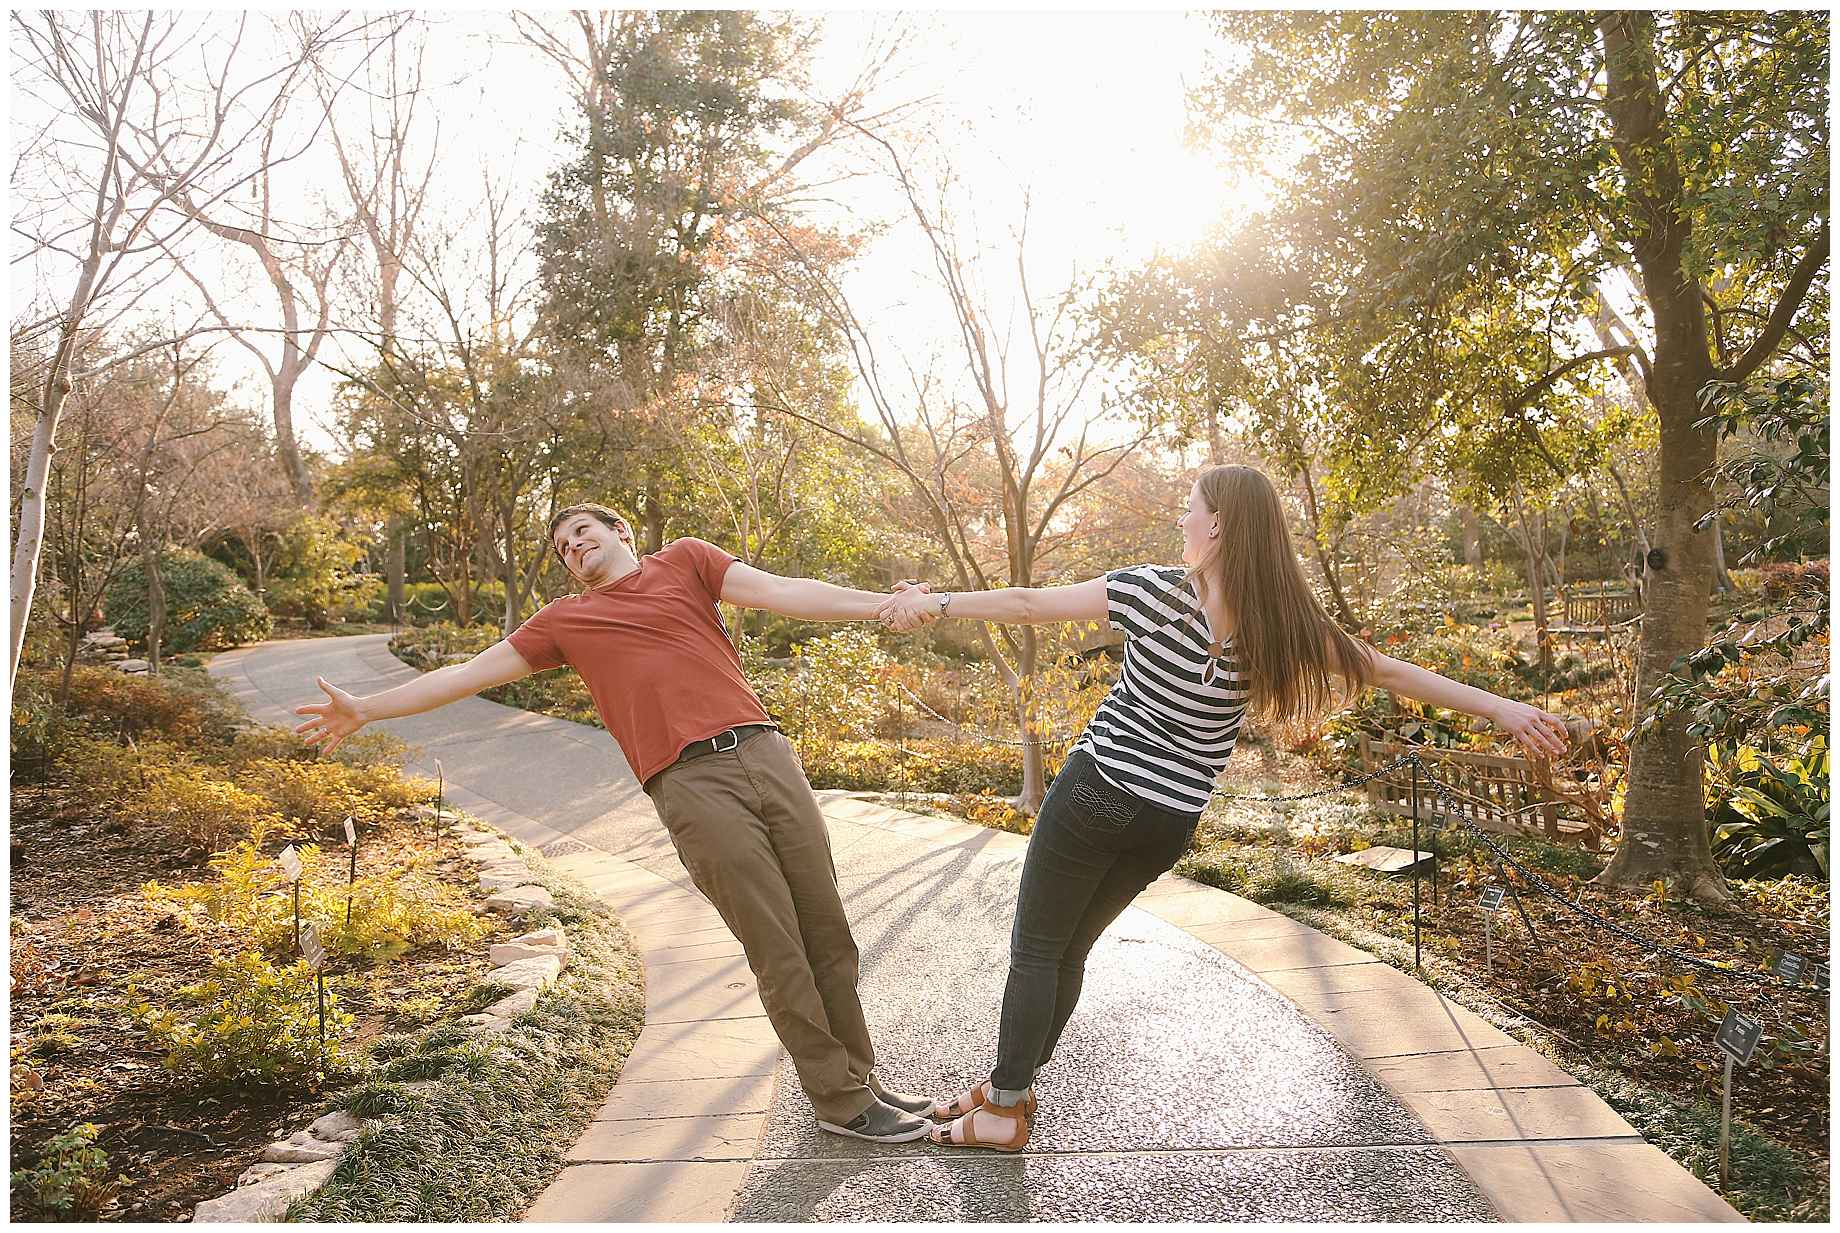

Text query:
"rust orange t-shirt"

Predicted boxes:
[[505, 537, 771, 786]]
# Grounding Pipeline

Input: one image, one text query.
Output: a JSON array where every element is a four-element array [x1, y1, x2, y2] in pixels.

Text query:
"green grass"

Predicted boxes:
[[288, 852, 645, 1221]]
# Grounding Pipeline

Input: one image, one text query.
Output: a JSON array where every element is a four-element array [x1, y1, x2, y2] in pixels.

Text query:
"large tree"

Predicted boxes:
[[1189, 11, 1827, 899]]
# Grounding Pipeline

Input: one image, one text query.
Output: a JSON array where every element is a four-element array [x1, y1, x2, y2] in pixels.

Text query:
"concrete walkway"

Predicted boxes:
[[210, 634, 1742, 1223]]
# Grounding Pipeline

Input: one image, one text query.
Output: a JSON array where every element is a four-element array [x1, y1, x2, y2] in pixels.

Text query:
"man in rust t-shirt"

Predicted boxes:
[[294, 503, 943, 1143]]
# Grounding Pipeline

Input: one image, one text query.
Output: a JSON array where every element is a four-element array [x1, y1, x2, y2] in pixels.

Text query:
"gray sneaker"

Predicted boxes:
[[867, 1076, 936, 1117], [818, 1098, 930, 1143]]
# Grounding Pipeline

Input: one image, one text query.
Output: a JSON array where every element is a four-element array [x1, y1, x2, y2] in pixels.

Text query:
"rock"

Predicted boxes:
[[236, 1163, 296, 1188], [308, 1110, 366, 1142], [459, 1012, 513, 1036], [259, 1138, 344, 1164], [488, 940, 568, 966], [118, 659, 150, 673], [477, 870, 527, 890], [489, 954, 562, 992], [462, 847, 518, 865], [485, 988, 539, 1018], [286, 1130, 314, 1146], [194, 1159, 339, 1222], [507, 925, 568, 952], [484, 885, 553, 915]]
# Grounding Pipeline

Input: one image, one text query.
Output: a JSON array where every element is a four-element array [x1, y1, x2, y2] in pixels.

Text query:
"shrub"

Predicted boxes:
[[266, 514, 382, 628], [237, 757, 396, 835], [131, 950, 351, 1086], [141, 767, 284, 850], [145, 841, 484, 959], [10, 1122, 126, 1219], [755, 627, 892, 743], [796, 736, 1066, 796], [1707, 737, 1828, 879], [104, 547, 271, 652], [53, 734, 195, 815], [53, 662, 228, 742]]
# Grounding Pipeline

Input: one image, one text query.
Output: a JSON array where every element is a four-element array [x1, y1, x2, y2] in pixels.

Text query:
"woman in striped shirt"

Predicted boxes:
[[877, 464, 1572, 1152]]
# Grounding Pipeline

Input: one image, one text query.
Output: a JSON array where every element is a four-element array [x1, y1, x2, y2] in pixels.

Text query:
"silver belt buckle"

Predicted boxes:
[[712, 728, 740, 753]]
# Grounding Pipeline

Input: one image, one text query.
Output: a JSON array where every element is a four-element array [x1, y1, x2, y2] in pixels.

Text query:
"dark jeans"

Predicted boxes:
[[990, 748, 1199, 1092]]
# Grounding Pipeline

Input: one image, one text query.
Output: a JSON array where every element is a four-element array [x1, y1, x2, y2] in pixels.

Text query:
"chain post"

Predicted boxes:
[[1411, 755, 1422, 970]]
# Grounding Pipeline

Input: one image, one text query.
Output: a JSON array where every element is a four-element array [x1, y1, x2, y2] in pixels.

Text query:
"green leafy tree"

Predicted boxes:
[[1188, 11, 1828, 899]]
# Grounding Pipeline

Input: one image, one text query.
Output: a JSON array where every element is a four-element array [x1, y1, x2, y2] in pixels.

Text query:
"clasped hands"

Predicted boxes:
[[876, 579, 939, 633]]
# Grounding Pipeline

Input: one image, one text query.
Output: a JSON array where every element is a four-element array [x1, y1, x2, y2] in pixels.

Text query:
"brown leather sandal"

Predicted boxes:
[[929, 1080, 1037, 1121], [928, 1101, 1030, 1152]]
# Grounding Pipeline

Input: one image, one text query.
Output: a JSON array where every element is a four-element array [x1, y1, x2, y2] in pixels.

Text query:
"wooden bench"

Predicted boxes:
[[1356, 736, 1605, 850], [1536, 588, 1642, 637]]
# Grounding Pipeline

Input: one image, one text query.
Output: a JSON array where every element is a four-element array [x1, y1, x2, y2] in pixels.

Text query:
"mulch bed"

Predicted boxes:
[[8, 788, 509, 1223]]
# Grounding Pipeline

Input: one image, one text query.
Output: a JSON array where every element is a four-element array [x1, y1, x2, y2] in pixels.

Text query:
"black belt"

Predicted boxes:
[[670, 723, 775, 769]]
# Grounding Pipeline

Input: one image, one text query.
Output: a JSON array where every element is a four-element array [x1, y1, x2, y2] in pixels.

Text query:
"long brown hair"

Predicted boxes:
[[1188, 465, 1373, 733]]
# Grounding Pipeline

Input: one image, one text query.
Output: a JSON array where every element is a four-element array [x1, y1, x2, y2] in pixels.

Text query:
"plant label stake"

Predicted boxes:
[[1479, 885, 1505, 977], [435, 758, 444, 829], [301, 922, 327, 1057], [1714, 1008, 1763, 1190], [343, 815, 358, 927], [278, 844, 304, 950], [1771, 951, 1806, 985]]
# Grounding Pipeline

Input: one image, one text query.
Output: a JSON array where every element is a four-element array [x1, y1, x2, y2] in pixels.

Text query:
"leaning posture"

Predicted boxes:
[[295, 505, 938, 1143], [878, 464, 1572, 1151]]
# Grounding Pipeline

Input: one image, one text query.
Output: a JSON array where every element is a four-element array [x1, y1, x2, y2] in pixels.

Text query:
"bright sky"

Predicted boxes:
[[12, 9, 1264, 457]]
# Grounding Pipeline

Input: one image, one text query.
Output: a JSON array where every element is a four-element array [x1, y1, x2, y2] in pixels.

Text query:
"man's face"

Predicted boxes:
[[552, 513, 629, 583]]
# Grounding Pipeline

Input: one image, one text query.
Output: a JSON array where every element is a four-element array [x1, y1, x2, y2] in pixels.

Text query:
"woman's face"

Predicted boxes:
[[1177, 480, 1217, 568]]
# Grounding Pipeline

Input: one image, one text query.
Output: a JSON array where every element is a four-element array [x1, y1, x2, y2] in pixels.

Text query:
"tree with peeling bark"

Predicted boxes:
[[6, 11, 373, 691], [1189, 10, 1827, 900]]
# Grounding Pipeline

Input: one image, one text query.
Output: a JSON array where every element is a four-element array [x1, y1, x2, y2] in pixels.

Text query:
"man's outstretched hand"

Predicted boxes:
[[293, 676, 365, 754], [878, 579, 939, 633]]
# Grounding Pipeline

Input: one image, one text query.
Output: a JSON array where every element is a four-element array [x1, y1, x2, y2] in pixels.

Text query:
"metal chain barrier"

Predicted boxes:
[[872, 670, 1817, 999], [1406, 753, 1813, 993]]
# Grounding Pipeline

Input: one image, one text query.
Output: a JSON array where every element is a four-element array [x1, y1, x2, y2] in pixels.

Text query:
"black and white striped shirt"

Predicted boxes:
[[1071, 564, 1250, 815]]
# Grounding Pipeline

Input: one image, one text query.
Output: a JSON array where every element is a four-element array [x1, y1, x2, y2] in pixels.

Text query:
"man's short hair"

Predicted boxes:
[[547, 503, 627, 560]]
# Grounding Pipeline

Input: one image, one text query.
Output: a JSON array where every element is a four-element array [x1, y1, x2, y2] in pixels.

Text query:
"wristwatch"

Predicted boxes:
[[937, 592, 953, 615]]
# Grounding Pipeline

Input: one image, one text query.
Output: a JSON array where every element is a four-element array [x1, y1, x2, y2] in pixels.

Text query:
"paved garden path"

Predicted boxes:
[[210, 634, 1742, 1223]]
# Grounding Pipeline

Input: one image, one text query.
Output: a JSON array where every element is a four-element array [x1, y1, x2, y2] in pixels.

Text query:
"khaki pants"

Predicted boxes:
[[645, 730, 876, 1124]]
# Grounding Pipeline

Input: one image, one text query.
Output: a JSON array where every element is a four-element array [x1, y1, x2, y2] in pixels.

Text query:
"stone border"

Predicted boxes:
[[190, 815, 568, 1221]]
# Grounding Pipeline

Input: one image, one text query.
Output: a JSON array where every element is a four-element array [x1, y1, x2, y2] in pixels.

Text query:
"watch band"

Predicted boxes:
[[938, 592, 953, 614]]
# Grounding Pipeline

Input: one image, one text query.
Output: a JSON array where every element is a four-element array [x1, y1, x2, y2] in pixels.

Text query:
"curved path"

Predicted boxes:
[[210, 635, 1741, 1224]]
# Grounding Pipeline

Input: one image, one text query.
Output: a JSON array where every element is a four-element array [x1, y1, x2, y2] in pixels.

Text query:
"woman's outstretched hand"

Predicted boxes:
[[1489, 697, 1573, 759], [878, 579, 938, 633], [293, 675, 366, 754]]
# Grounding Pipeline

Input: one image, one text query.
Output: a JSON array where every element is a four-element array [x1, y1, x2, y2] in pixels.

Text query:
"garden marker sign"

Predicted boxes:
[[1479, 886, 1506, 976], [1771, 951, 1807, 985], [1714, 1008, 1764, 1189]]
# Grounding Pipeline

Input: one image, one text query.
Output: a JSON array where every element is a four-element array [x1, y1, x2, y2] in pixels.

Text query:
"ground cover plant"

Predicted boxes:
[[6, 662, 635, 1222]]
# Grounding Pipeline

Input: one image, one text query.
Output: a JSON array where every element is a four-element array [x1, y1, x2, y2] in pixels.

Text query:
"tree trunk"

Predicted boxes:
[[272, 379, 314, 503], [143, 537, 166, 674], [1593, 10, 1728, 901], [385, 515, 405, 622], [1294, 462, 1361, 628], [1458, 505, 1484, 570], [1509, 485, 1554, 675], [1014, 625, 1046, 813]]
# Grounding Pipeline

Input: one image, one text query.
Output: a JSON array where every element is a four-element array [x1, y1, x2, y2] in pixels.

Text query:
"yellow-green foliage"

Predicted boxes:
[[145, 840, 483, 959], [237, 757, 395, 834], [131, 951, 352, 1086], [799, 736, 1066, 795], [52, 734, 199, 815], [141, 767, 283, 850]]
